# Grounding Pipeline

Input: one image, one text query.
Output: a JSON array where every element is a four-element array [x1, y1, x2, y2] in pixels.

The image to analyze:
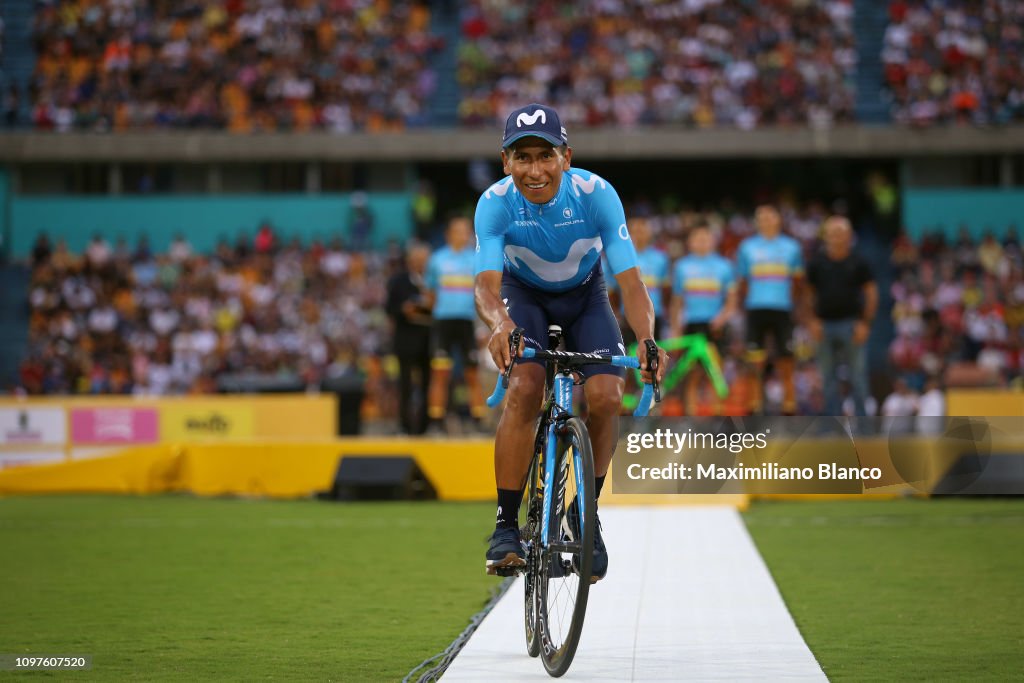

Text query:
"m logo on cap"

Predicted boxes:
[[516, 109, 547, 127]]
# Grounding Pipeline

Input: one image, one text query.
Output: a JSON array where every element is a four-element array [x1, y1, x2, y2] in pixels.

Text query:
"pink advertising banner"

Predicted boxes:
[[70, 407, 160, 444]]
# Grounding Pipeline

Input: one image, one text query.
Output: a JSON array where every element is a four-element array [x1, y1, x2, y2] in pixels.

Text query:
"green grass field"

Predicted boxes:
[[1, 495, 1021, 681], [744, 498, 1024, 682], [0, 496, 496, 681]]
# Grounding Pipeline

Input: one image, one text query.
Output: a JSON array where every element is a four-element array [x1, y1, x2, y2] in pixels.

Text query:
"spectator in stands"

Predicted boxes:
[[881, 376, 919, 433], [168, 234, 193, 264], [978, 230, 1007, 277], [4, 84, 19, 128], [412, 181, 438, 243], [31, 233, 52, 268], [349, 193, 374, 252], [254, 222, 277, 255], [85, 233, 112, 270]]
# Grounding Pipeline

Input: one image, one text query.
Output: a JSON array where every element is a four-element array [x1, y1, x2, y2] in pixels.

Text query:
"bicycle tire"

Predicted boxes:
[[521, 449, 543, 658], [537, 416, 595, 677]]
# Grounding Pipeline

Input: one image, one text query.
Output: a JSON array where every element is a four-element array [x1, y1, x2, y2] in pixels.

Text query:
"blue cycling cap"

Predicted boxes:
[[502, 103, 568, 149]]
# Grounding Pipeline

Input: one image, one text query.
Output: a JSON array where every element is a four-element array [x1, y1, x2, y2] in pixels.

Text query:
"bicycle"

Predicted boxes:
[[621, 333, 728, 411], [485, 325, 661, 677]]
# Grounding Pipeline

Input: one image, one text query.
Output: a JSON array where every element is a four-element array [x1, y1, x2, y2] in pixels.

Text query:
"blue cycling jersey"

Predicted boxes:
[[736, 234, 804, 311], [474, 168, 638, 292], [425, 245, 476, 320], [636, 247, 670, 316], [607, 247, 670, 316], [672, 253, 735, 324]]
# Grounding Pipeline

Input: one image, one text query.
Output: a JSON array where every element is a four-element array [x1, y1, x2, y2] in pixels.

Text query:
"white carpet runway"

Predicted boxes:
[[442, 507, 827, 682]]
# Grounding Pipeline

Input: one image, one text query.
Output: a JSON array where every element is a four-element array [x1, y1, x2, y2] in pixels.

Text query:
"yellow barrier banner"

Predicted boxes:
[[946, 390, 1024, 416]]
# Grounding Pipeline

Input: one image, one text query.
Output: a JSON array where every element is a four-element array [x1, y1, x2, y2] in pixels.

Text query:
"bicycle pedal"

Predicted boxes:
[[547, 558, 572, 579], [487, 565, 524, 577]]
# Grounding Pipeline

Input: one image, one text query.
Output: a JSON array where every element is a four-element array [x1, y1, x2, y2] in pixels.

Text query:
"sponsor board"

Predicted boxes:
[[0, 408, 66, 445], [160, 405, 254, 440], [70, 408, 160, 444]]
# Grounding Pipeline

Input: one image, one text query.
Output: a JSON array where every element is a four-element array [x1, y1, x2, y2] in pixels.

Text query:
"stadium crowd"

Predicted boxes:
[[19, 227, 393, 399], [28, 0, 442, 132], [19, 0, 1024, 130], [882, 0, 1024, 125], [457, 0, 857, 129], [888, 226, 1024, 392]]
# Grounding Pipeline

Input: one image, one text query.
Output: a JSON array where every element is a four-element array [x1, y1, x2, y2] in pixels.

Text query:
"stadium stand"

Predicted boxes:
[[456, 0, 857, 129], [20, 1, 1024, 129], [20, 228, 393, 399], [27, 0, 443, 131], [881, 0, 1024, 125], [888, 226, 1024, 389]]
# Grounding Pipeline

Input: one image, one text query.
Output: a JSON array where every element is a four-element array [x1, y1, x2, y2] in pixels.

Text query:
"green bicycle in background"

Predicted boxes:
[[621, 334, 729, 411]]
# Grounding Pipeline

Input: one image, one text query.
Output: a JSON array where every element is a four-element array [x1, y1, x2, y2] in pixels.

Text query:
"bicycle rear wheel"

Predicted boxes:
[[537, 416, 595, 677], [521, 450, 543, 658]]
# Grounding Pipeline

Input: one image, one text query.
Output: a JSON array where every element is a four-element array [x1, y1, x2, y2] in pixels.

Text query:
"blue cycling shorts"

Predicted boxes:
[[501, 264, 625, 378]]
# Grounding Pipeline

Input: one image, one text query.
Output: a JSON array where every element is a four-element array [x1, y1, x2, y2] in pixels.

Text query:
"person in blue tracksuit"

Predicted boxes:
[[424, 215, 484, 432], [735, 205, 804, 414]]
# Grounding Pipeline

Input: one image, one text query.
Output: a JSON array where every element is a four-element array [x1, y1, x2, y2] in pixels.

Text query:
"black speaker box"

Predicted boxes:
[[324, 456, 438, 501]]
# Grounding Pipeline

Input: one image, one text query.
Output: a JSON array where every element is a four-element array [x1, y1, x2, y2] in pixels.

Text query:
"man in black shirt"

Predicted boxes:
[[386, 244, 433, 434], [805, 216, 878, 416]]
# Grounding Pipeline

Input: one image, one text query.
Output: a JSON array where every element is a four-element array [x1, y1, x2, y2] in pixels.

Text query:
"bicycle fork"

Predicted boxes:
[[539, 373, 585, 551]]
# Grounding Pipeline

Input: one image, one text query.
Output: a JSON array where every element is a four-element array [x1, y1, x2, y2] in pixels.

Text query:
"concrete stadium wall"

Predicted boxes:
[[4, 126, 1024, 162]]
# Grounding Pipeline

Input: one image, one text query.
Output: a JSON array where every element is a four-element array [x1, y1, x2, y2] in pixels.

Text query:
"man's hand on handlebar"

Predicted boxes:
[[637, 338, 669, 385], [488, 320, 523, 372]]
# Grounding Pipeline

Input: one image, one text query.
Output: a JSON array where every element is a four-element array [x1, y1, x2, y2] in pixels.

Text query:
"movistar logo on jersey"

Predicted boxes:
[[516, 109, 546, 127], [485, 177, 515, 199], [504, 237, 602, 282], [571, 173, 606, 196]]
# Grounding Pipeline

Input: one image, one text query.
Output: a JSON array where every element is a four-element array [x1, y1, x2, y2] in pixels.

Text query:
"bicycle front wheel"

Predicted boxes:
[[537, 416, 595, 677], [521, 449, 543, 658]]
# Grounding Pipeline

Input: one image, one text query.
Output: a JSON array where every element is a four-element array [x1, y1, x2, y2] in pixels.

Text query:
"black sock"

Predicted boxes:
[[595, 475, 606, 501], [495, 488, 522, 529]]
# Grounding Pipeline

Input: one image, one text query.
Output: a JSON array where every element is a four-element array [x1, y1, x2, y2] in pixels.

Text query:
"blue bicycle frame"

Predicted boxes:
[[487, 347, 655, 549]]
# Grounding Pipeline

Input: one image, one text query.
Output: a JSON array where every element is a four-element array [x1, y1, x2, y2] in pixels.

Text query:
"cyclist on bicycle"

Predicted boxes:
[[474, 103, 669, 580]]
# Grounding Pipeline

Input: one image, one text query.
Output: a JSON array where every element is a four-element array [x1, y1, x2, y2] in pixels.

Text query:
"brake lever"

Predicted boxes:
[[644, 339, 662, 403], [502, 327, 524, 389]]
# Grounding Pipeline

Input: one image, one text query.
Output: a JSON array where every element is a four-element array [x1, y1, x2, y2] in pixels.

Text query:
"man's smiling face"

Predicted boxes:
[[501, 139, 572, 205]]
